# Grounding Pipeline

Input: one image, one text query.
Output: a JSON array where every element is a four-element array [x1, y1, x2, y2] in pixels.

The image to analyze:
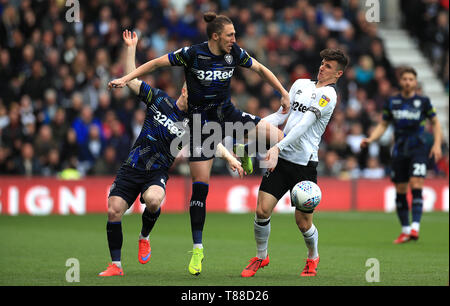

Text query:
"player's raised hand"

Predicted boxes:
[[123, 29, 138, 47], [108, 77, 127, 89], [360, 138, 371, 149]]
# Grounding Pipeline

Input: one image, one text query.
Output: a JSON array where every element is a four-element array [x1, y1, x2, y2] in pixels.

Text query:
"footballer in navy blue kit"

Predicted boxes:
[[109, 13, 288, 276], [99, 30, 244, 277], [361, 67, 442, 245], [108, 81, 187, 207]]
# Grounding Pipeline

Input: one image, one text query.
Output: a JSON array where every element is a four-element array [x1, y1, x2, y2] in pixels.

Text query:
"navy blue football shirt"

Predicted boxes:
[[124, 82, 188, 171], [382, 93, 436, 154], [168, 42, 253, 113]]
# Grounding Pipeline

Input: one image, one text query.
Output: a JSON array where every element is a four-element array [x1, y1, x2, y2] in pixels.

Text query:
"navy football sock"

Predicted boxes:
[[395, 193, 409, 227], [411, 189, 423, 224], [141, 207, 161, 238], [189, 182, 209, 245], [106, 221, 123, 262]]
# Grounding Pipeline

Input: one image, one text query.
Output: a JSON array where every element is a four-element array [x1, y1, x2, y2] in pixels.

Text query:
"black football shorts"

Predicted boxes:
[[108, 164, 169, 208], [259, 158, 318, 213]]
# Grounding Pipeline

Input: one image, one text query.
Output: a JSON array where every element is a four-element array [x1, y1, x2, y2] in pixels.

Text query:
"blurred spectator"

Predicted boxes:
[[327, 129, 353, 160], [90, 145, 121, 176], [78, 124, 105, 171], [317, 150, 343, 177], [361, 156, 385, 179], [41, 148, 62, 177], [34, 124, 58, 166], [12, 142, 42, 176], [107, 119, 130, 163], [50, 108, 70, 144], [346, 122, 367, 168], [131, 108, 146, 144], [72, 105, 103, 146], [60, 128, 80, 168], [339, 155, 361, 180]]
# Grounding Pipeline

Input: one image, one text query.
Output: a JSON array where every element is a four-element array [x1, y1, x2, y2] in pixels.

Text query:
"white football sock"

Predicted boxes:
[[402, 226, 411, 234], [193, 243, 203, 249], [254, 216, 271, 259], [139, 234, 149, 240], [302, 224, 319, 259], [112, 261, 122, 268], [411, 222, 420, 232]]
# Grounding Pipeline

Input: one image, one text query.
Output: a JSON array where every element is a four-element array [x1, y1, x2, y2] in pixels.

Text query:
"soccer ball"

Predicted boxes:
[[291, 181, 322, 212]]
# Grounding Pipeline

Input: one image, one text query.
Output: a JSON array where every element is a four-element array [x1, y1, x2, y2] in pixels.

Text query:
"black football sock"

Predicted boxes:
[[411, 189, 423, 224], [395, 193, 409, 227], [190, 182, 208, 245], [141, 207, 161, 238], [106, 221, 123, 262]]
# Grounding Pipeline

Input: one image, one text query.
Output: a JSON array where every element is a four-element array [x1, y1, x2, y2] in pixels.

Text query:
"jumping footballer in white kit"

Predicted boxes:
[[241, 48, 348, 278]]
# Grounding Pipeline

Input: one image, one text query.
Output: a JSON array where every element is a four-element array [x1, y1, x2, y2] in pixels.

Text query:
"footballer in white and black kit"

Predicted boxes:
[[241, 49, 348, 278], [260, 79, 337, 205]]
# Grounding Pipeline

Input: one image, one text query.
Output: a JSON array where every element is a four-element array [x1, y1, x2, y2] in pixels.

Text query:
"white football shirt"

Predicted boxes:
[[277, 79, 337, 165]]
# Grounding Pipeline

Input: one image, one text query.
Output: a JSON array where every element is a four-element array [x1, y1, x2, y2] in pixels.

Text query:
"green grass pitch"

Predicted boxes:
[[0, 212, 448, 286]]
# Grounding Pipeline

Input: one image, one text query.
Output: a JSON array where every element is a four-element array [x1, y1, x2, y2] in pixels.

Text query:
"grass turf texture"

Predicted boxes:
[[0, 212, 448, 286]]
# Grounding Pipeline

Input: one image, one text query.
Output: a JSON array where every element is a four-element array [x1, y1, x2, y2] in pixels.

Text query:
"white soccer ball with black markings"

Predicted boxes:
[[291, 181, 322, 212]]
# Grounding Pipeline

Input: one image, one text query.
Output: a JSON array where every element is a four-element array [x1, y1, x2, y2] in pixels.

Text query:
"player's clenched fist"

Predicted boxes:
[[108, 77, 127, 89]]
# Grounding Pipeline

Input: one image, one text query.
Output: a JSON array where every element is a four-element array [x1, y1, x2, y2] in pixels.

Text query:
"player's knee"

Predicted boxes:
[[255, 205, 272, 220], [296, 218, 312, 233], [107, 198, 126, 221], [142, 194, 163, 212]]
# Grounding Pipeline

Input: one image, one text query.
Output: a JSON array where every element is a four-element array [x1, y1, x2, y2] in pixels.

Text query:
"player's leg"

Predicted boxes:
[[187, 158, 213, 275], [99, 166, 141, 275], [409, 176, 425, 240], [138, 184, 166, 264], [241, 161, 289, 277], [241, 190, 277, 277], [295, 210, 320, 276], [99, 195, 128, 276], [391, 157, 412, 244]]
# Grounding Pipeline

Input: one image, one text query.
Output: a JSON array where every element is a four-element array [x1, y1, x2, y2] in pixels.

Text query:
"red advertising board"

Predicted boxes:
[[0, 176, 447, 215]]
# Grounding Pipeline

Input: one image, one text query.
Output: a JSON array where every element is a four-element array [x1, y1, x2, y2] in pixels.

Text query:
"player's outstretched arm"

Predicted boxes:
[[123, 30, 142, 95], [263, 106, 290, 126], [249, 58, 290, 113], [109, 52, 171, 89], [216, 143, 244, 178], [264, 110, 317, 172], [360, 119, 389, 149], [429, 116, 442, 161]]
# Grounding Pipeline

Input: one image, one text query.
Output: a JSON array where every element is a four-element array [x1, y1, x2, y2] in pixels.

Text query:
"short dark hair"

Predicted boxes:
[[320, 48, 348, 71], [203, 12, 233, 39], [399, 66, 417, 78]]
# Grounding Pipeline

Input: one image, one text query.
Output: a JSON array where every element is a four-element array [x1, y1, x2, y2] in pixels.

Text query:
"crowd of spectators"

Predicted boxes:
[[0, 0, 448, 179], [401, 0, 449, 91]]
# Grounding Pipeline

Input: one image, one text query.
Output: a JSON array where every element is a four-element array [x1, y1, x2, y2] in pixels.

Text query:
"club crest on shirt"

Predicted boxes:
[[319, 95, 330, 107], [224, 54, 233, 64], [413, 99, 421, 108]]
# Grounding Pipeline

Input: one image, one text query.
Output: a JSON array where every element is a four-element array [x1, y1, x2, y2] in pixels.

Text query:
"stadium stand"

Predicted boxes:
[[0, 0, 448, 179]]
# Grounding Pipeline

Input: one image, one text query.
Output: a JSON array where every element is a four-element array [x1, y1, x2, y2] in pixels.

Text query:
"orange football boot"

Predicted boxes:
[[98, 263, 124, 276], [241, 256, 270, 277], [138, 239, 151, 264], [393, 232, 411, 244], [301, 256, 320, 277], [409, 229, 419, 241]]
